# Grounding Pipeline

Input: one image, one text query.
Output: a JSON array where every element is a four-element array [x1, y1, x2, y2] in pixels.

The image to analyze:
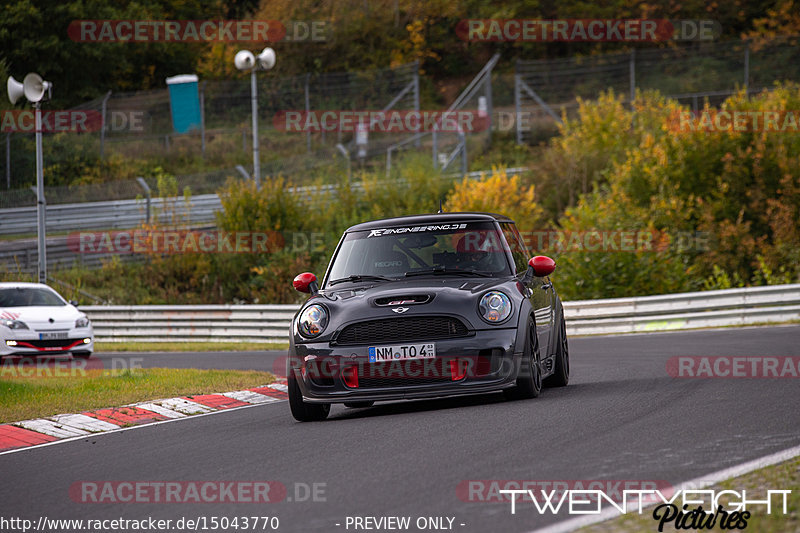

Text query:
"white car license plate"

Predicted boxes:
[[39, 331, 68, 340], [368, 343, 435, 363]]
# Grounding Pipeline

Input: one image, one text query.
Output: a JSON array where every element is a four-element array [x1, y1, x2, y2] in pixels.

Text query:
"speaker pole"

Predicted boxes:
[[34, 102, 47, 284]]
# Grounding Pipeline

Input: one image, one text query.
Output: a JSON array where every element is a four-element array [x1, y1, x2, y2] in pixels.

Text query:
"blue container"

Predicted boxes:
[[166, 74, 201, 134]]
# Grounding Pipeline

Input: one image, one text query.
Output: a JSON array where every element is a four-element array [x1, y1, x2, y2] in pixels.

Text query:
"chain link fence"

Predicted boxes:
[[3, 37, 800, 203], [514, 36, 800, 144], [2, 61, 420, 194]]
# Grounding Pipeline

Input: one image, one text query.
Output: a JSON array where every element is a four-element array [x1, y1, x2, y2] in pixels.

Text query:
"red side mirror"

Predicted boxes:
[[528, 256, 556, 277], [293, 272, 319, 294]]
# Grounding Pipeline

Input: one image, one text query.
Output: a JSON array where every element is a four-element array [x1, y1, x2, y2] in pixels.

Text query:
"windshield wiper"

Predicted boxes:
[[328, 275, 394, 286], [405, 267, 493, 278]]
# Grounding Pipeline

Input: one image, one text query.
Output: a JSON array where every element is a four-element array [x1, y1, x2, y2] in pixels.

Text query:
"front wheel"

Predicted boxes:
[[288, 372, 330, 422], [504, 317, 542, 400], [72, 351, 92, 359], [544, 310, 569, 387]]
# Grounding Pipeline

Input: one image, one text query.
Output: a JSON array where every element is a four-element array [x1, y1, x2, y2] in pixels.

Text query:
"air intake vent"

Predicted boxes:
[[335, 316, 469, 346], [373, 295, 431, 306]]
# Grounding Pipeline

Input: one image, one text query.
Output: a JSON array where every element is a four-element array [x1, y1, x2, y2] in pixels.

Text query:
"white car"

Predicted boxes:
[[0, 282, 94, 360]]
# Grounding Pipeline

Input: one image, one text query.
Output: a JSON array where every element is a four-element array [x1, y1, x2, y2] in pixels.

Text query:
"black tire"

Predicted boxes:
[[544, 310, 569, 387], [504, 317, 542, 400], [72, 351, 92, 359], [344, 401, 374, 408], [288, 372, 330, 422]]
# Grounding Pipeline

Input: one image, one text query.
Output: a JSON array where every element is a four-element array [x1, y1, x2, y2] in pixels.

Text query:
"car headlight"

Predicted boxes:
[[2, 319, 28, 330], [479, 291, 512, 324], [297, 304, 328, 338], [75, 317, 90, 328]]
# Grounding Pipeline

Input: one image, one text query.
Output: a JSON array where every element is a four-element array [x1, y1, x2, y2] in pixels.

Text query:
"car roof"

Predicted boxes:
[[345, 212, 514, 232], [0, 282, 53, 289]]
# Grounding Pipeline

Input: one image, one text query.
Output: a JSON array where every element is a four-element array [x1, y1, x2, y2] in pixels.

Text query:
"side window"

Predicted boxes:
[[501, 223, 529, 275]]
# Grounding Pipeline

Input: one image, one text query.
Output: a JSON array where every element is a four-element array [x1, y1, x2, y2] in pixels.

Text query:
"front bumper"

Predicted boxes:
[[1, 329, 94, 356], [291, 328, 521, 403]]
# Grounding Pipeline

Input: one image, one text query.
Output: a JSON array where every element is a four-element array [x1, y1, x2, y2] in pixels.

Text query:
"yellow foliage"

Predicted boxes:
[[446, 168, 544, 232]]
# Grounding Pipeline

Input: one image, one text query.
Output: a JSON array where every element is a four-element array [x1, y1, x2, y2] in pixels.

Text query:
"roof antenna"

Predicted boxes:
[[437, 198, 444, 213]]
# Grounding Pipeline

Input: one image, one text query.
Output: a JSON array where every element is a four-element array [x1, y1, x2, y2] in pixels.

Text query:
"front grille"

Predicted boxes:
[[335, 316, 469, 346], [357, 359, 453, 388], [17, 339, 80, 348]]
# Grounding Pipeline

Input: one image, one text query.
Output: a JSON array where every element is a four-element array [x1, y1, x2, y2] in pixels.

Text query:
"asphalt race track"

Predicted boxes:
[[2, 325, 799, 533]]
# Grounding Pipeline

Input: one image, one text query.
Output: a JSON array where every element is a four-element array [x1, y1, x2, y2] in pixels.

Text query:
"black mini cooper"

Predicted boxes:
[[287, 212, 569, 421]]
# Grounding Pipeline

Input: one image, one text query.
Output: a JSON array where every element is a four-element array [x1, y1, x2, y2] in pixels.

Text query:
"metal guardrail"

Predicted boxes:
[[0, 167, 525, 239], [0, 194, 222, 236], [82, 284, 800, 343], [563, 284, 800, 335], [84, 305, 299, 344]]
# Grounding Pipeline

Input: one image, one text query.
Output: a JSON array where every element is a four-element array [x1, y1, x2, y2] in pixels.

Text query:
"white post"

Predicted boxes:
[[34, 103, 47, 284], [251, 68, 260, 189]]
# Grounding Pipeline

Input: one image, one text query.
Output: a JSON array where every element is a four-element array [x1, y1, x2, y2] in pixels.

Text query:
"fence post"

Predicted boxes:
[[200, 81, 206, 158], [485, 70, 493, 145], [460, 131, 467, 175], [136, 177, 151, 224], [413, 62, 421, 147], [432, 130, 438, 169], [744, 42, 750, 95], [100, 90, 112, 159], [514, 61, 522, 145], [304, 73, 311, 152], [629, 49, 636, 108]]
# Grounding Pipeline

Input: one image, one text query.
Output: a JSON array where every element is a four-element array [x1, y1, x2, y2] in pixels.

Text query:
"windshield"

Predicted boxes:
[[0, 287, 67, 307], [324, 221, 512, 286]]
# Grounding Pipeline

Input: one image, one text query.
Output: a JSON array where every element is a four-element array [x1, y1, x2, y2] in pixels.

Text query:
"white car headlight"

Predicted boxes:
[[479, 291, 512, 324], [75, 317, 90, 328], [2, 319, 29, 330], [297, 304, 328, 338]]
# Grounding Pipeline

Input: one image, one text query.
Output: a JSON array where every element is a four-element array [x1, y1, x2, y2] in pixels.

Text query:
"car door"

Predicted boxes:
[[501, 223, 554, 355]]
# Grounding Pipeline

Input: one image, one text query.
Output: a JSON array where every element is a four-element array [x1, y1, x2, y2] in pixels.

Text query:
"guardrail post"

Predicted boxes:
[[136, 177, 151, 224], [5, 133, 10, 189]]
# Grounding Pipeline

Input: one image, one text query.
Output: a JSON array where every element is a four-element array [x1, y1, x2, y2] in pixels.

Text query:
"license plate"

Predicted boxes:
[[368, 343, 435, 362], [39, 332, 68, 340]]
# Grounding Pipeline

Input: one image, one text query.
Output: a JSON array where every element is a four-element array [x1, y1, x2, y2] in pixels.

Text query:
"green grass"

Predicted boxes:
[[579, 456, 800, 532], [0, 367, 276, 423], [95, 341, 288, 352]]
